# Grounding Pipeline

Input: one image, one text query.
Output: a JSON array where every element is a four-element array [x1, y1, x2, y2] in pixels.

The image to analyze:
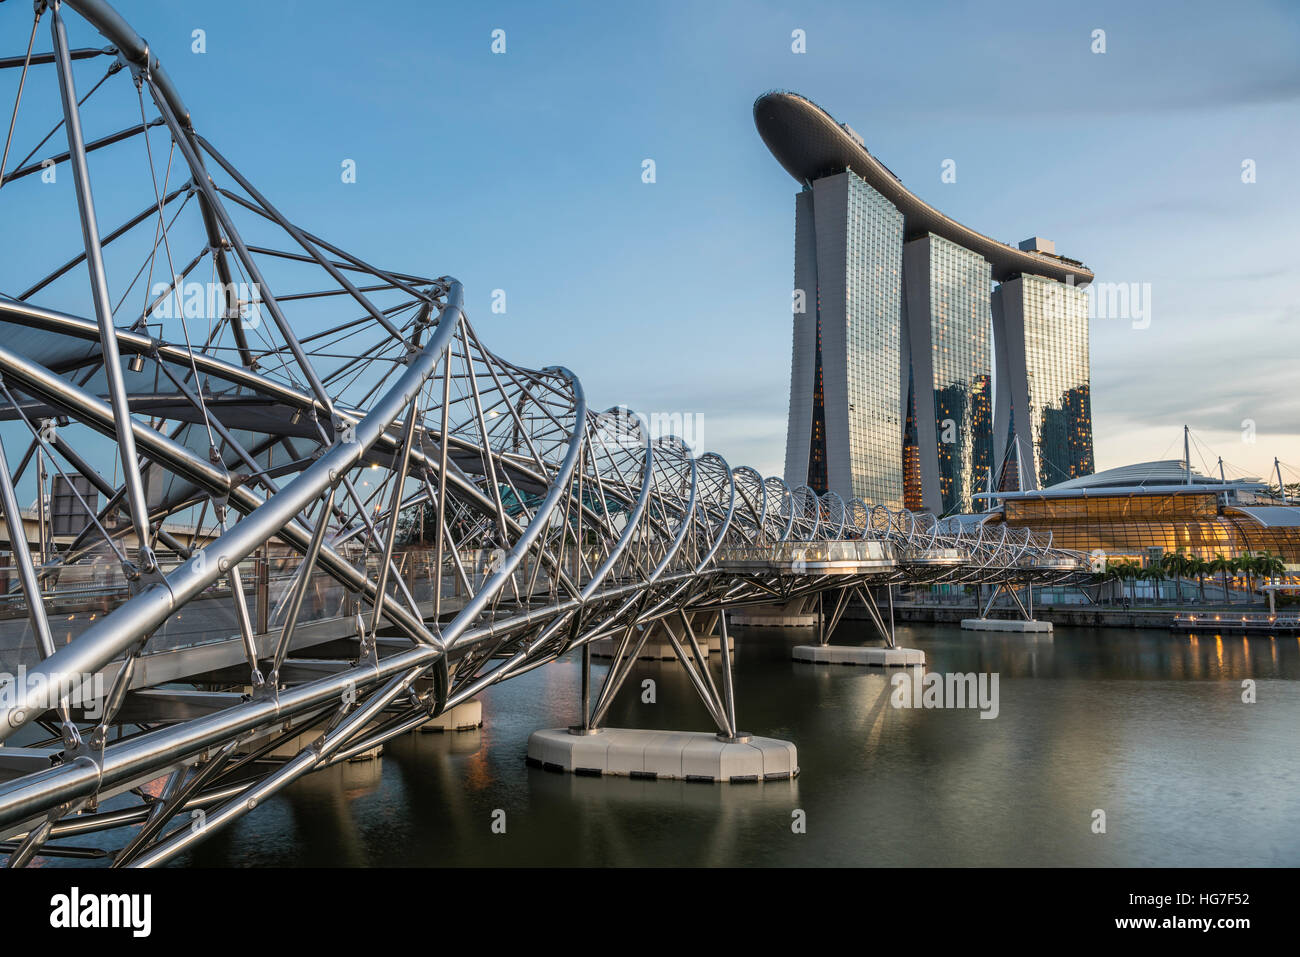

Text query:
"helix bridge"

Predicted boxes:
[[0, 0, 1088, 866]]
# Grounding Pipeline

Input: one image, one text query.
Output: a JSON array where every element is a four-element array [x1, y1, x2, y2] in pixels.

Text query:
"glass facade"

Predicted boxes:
[[926, 234, 992, 515], [841, 173, 904, 506], [808, 283, 828, 493], [1020, 275, 1094, 487], [902, 372, 923, 511], [786, 170, 1092, 520], [995, 493, 1300, 562]]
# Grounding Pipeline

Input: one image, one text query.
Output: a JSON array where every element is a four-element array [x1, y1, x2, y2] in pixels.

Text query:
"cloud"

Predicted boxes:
[[1094, 350, 1300, 435]]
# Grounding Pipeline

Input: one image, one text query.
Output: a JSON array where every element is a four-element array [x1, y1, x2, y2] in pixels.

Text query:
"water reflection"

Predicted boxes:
[[49, 622, 1300, 867]]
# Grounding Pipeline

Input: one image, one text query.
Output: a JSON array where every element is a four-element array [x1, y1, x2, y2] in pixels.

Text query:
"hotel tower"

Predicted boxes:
[[755, 91, 1095, 515]]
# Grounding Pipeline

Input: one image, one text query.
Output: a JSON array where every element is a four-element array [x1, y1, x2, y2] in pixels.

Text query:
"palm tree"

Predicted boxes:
[[1185, 554, 1209, 604], [1108, 558, 1139, 604], [1139, 564, 1165, 605], [1256, 551, 1286, 583], [1160, 550, 1184, 604], [1254, 552, 1286, 608], [1239, 553, 1261, 603], [1101, 559, 1130, 605], [1229, 555, 1245, 603], [1127, 559, 1146, 602], [1208, 555, 1233, 604]]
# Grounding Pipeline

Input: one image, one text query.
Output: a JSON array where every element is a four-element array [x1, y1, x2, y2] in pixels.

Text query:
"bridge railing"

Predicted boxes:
[[714, 539, 894, 567]]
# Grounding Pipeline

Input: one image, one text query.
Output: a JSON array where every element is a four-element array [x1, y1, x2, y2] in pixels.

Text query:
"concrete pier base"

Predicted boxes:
[[261, 727, 384, 762], [417, 699, 483, 732], [590, 636, 731, 660], [526, 728, 798, 782], [729, 598, 818, 627], [792, 645, 924, 666], [729, 609, 817, 627], [960, 618, 1053, 634]]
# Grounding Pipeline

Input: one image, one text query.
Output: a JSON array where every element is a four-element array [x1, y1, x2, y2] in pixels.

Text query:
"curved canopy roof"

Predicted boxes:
[[1228, 506, 1300, 528], [977, 460, 1272, 503], [1046, 460, 1239, 491], [753, 91, 1094, 285]]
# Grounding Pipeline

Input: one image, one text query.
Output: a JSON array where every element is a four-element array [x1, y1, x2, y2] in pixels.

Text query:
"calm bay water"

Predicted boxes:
[[147, 622, 1300, 867]]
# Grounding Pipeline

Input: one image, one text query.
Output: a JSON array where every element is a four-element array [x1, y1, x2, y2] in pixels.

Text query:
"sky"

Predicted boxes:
[[3, 0, 1299, 488]]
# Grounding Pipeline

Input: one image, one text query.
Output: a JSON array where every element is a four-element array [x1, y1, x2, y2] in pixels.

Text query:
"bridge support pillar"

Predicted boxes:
[[691, 610, 734, 653], [793, 645, 924, 666], [417, 700, 483, 733], [960, 618, 1053, 633], [532, 606, 796, 782], [961, 581, 1053, 634], [793, 584, 925, 666], [728, 596, 818, 627], [261, 723, 386, 762], [590, 615, 728, 660], [526, 727, 797, 782]]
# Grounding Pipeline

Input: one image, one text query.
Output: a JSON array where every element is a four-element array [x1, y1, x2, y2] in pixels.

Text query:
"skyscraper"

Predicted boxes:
[[992, 274, 1095, 490], [903, 233, 993, 514], [755, 91, 1095, 516], [784, 171, 904, 506]]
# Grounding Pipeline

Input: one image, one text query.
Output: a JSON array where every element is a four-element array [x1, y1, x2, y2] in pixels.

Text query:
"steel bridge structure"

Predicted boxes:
[[0, 0, 1087, 866]]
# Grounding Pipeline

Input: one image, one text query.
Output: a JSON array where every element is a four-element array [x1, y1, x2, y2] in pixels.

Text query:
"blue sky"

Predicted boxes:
[[4, 0, 1299, 485]]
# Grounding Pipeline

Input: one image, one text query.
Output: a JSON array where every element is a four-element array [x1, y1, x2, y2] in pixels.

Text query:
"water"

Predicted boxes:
[[152, 622, 1299, 867], [36, 622, 1300, 867]]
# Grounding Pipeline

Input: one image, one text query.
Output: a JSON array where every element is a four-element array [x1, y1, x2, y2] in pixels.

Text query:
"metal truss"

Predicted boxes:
[[0, 0, 1088, 866]]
